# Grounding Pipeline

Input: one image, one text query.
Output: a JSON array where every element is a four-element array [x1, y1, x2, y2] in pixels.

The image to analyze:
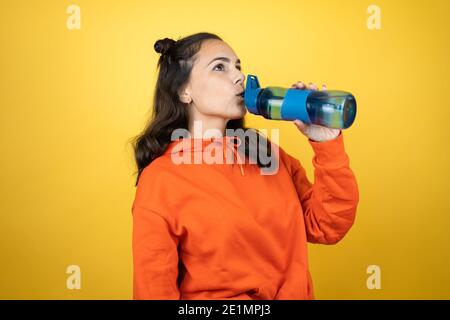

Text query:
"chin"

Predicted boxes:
[[228, 112, 245, 121], [230, 104, 247, 119], [220, 103, 247, 121]]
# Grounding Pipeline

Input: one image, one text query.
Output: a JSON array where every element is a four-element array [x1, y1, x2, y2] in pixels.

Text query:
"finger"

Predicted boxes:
[[293, 119, 307, 132], [307, 82, 317, 90], [292, 81, 306, 89], [296, 81, 305, 88]]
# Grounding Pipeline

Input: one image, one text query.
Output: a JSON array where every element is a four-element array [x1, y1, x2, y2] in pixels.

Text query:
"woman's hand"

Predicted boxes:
[[291, 81, 341, 142]]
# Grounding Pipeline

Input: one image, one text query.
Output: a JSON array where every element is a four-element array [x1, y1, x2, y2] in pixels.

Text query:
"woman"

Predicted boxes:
[[131, 32, 359, 300]]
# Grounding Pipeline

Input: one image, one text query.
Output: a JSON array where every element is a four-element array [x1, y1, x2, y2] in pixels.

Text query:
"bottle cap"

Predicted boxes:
[[244, 74, 262, 114]]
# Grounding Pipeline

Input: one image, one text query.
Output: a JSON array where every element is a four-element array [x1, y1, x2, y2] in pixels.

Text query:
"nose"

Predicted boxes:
[[234, 70, 245, 88]]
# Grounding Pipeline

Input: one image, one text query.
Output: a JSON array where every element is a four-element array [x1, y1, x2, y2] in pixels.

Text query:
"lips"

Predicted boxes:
[[236, 91, 244, 97]]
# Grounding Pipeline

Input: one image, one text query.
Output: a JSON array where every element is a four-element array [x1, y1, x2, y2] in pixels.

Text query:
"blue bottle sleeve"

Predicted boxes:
[[280, 89, 312, 123]]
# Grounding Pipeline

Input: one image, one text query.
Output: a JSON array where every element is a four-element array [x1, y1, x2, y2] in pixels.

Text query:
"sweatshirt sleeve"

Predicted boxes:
[[283, 131, 359, 245], [131, 166, 181, 300]]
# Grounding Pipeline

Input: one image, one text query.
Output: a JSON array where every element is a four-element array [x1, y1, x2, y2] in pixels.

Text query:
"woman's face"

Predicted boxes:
[[180, 39, 246, 124]]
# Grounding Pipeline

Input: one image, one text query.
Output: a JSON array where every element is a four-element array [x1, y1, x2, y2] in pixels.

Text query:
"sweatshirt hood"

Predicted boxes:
[[164, 136, 246, 176]]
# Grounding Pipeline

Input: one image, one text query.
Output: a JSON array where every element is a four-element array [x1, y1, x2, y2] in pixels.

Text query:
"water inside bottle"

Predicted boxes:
[[306, 91, 356, 129], [258, 87, 287, 120]]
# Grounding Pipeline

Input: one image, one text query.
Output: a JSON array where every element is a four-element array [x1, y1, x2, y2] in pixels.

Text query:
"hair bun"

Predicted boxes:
[[154, 38, 176, 55]]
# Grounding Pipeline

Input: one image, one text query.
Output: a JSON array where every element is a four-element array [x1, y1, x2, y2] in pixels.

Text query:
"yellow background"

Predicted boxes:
[[1, 0, 449, 299]]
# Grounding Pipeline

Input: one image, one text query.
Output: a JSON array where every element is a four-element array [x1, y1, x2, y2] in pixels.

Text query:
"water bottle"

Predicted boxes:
[[243, 74, 357, 129]]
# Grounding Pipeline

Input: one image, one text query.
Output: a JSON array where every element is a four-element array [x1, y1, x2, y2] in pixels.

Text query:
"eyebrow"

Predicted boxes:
[[207, 57, 241, 67]]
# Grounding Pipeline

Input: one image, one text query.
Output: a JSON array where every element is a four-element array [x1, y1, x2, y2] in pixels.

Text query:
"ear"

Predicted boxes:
[[178, 86, 192, 104]]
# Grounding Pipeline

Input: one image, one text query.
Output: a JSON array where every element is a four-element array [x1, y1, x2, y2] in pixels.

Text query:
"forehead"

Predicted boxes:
[[196, 39, 239, 64]]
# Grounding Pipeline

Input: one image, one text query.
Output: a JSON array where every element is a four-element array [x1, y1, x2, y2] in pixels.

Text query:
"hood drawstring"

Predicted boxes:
[[223, 135, 245, 176]]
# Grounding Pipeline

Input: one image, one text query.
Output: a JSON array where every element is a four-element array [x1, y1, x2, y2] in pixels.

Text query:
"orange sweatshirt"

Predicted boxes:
[[131, 131, 359, 300]]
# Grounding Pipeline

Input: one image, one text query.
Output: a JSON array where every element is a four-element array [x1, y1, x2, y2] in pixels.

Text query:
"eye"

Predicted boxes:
[[213, 64, 242, 72], [213, 63, 225, 71]]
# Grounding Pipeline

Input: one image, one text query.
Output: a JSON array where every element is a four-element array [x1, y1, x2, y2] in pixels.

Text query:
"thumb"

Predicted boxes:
[[293, 119, 308, 133]]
